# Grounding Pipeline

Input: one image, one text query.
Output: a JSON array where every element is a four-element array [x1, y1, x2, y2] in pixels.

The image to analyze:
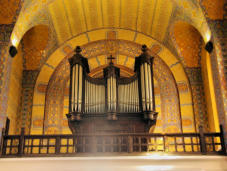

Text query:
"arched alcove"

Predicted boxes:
[[171, 21, 220, 132], [31, 31, 194, 134], [39, 37, 185, 134], [21, 25, 49, 70]]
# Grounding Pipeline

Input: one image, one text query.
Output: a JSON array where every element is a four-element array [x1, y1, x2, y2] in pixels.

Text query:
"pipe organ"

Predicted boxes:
[[118, 77, 140, 113], [67, 45, 158, 134], [103, 63, 119, 119]]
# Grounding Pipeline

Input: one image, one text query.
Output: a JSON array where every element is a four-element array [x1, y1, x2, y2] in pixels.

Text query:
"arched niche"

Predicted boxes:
[[43, 54, 181, 134], [31, 38, 194, 134], [171, 21, 220, 132], [21, 25, 49, 70]]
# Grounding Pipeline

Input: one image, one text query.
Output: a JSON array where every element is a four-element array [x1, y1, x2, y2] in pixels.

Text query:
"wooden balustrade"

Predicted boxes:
[[0, 125, 226, 157]]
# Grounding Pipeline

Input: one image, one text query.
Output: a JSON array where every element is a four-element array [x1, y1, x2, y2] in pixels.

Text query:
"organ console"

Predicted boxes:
[[66, 45, 158, 134]]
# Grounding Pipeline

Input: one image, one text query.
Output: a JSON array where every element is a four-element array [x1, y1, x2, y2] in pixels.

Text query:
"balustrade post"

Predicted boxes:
[[18, 128, 25, 156], [5, 117, 10, 136], [199, 125, 206, 155], [73, 136, 77, 153], [128, 136, 133, 153], [55, 136, 61, 154], [91, 136, 96, 153], [0, 128, 6, 156], [219, 125, 227, 155]]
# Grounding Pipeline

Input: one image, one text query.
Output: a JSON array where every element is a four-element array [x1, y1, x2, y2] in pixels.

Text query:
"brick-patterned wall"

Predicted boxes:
[[16, 70, 39, 134], [185, 67, 209, 132], [0, 24, 14, 137], [200, 0, 227, 150]]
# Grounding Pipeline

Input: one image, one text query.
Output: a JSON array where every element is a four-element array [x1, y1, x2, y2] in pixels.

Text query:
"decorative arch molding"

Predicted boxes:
[[43, 55, 182, 134], [44, 59, 70, 134], [170, 20, 226, 134], [31, 37, 195, 134]]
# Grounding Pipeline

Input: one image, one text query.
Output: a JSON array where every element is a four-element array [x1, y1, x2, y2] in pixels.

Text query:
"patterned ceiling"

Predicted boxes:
[[2, 0, 224, 71], [11, 0, 211, 47]]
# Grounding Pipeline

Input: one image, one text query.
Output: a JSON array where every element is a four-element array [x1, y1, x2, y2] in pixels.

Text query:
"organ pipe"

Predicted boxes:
[[134, 44, 156, 118], [147, 64, 153, 111]]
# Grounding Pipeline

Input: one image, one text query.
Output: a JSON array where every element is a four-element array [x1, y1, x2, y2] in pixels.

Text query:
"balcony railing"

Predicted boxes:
[[0, 125, 226, 157]]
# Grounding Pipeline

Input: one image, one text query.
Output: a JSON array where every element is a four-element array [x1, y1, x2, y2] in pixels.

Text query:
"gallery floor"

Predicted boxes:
[[0, 154, 226, 171]]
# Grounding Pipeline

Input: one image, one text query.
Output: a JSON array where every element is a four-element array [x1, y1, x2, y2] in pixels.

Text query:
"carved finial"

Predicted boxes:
[[141, 44, 148, 53], [75, 46, 82, 54], [107, 55, 115, 65]]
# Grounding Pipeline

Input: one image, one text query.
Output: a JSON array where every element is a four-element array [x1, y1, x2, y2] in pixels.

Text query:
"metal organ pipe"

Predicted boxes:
[[71, 66, 75, 112], [113, 77, 116, 111], [92, 83, 95, 112], [76, 65, 79, 111], [147, 64, 153, 111], [107, 78, 111, 110], [136, 79, 139, 112], [127, 84, 129, 112], [123, 84, 126, 112], [84, 80, 86, 113], [128, 84, 131, 112], [140, 65, 145, 111], [133, 81, 136, 112], [108, 76, 117, 112], [111, 76, 113, 111], [144, 63, 150, 111], [140, 62, 153, 112], [70, 63, 85, 113], [129, 83, 131, 112], [74, 65, 78, 111], [78, 66, 83, 112], [136, 80, 138, 112], [83, 79, 105, 113], [117, 78, 140, 113], [88, 81, 90, 113], [98, 85, 100, 112]]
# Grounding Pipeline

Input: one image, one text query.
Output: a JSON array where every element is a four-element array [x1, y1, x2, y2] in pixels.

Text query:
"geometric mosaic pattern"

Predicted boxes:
[[16, 70, 39, 134], [153, 57, 182, 133], [185, 67, 209, 132], [44, 58, 69, 134]]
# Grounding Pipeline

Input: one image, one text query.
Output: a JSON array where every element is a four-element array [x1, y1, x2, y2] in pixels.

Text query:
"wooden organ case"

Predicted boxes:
[[66, 45, 158, 134]]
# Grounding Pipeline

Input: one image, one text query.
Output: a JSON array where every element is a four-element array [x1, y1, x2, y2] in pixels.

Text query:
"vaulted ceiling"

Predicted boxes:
[[11, 0, 211, 46], [7, 0, 222, 72]]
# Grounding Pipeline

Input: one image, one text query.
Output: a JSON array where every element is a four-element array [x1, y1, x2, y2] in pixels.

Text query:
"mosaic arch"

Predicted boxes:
[[170, 19, 222, 126], [43, 49, 182, 134], [31, 36, 196, 134], [170, 21, 209, 131]]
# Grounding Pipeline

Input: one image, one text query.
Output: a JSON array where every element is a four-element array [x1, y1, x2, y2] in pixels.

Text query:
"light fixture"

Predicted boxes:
[[205, 41, 213, 53], [9, 46, 17, 58]]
